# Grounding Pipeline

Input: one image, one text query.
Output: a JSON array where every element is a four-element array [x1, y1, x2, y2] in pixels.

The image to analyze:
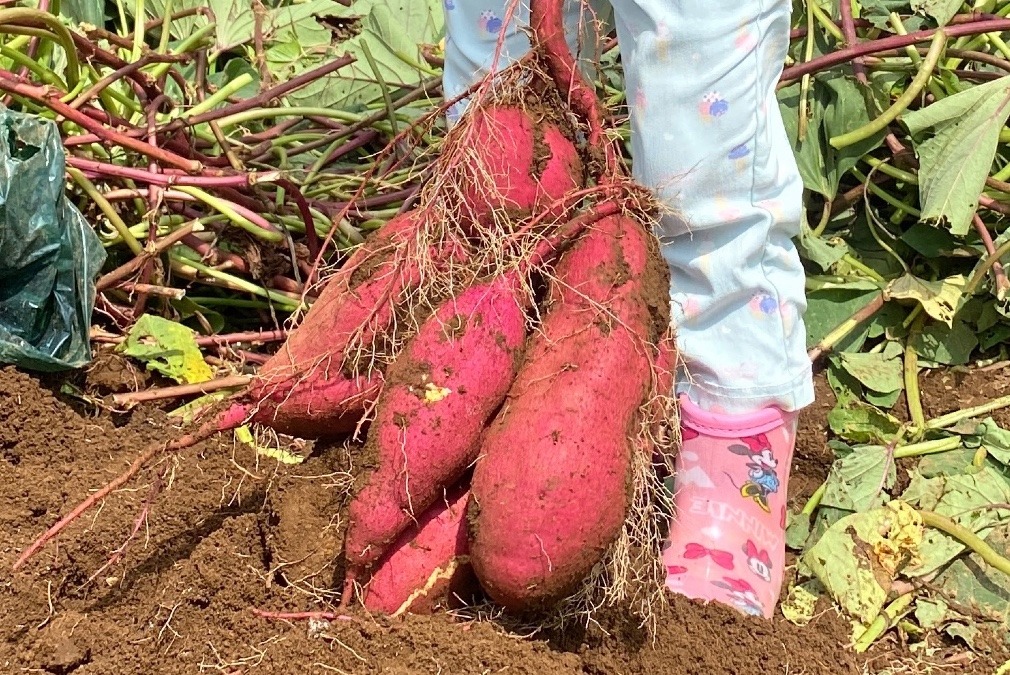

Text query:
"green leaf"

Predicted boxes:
[[955, 296, 986, 326], [827, 365, 862, 402], [865, 387, 902, 408], [799, 233, 850, 272], [786, 511, 812, 551], [910, 321, 978, 366], [866, 302, 909, 340], [779, 72, 885, 199], [779, 98, 825, 195], [910, 0, 961, 26], [118, 315, 213, 385], [878, 338, 904, 361], [835, 346, 904, 394], [829, 439, 857, 457], [973, 418, 1010, 467], [801, 501, 924, 624], [995, 299, 1010, 322], [141, 0, 440, 111], [860, 0, 927, 30], [810, 505, 855, 543], [266, 0, 347, 47], [900, 222, 966, 259], [171, 298, 226, 335], [209, 0, 257, 52], [821, 445, 897, 512], [820, 74, 887, 191], [162, 0, 350, 53], [913, 597, 950, 630], [934, 528, 1010, 632], [903, 467, 1010, 577], [60, 0, 105, 25], [902, 76, 1010, 235], [269, 0, 442, 110], [980, 323, 1010, 352], [805, 288, 881, 350], [207, 59, 261, 100], [917, 445, 980, 478], [364, 0, 443, 60], [977, 301, 1004, 332], [828, 397, 903, 444], [901, 470, 946, 507], [945, 622, 980, 649], [885, 274, 965, 326]]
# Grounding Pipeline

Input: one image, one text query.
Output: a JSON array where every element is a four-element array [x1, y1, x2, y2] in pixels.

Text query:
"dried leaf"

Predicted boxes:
[[885, 274, 965, 326], [801, 501, 923, 624], [119, 315, 213, 385]]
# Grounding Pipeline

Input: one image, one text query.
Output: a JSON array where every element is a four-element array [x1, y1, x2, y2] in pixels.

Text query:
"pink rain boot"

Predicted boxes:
[[663, 395, 798, 618]]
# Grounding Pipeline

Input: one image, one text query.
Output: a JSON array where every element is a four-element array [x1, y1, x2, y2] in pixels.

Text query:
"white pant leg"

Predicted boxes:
[[610, 0, 812, 413]]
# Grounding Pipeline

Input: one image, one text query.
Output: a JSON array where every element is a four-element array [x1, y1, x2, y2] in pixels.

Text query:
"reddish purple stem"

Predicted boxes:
[[310, 186, 417, 216], [66, 157, 264, 187], [838, 0, 869, 85], [277, 178, 321, 260], [782, 18, 1010, 82]]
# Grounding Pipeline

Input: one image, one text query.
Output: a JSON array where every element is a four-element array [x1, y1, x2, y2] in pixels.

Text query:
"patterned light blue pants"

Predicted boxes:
[[443, 0, 814, 414]]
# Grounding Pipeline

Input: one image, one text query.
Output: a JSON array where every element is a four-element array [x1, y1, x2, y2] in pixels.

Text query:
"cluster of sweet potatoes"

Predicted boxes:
[[214, 0, 677, 614], [219, 93, 674, 613]]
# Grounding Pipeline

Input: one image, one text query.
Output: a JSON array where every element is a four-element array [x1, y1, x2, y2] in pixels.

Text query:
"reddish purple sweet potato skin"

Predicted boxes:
[[468, 215, 670, 611], [240, 212, 424, 438], [455, 105, 584, 227], [362, 485, 475, 615], [344, 274, 528, 570]]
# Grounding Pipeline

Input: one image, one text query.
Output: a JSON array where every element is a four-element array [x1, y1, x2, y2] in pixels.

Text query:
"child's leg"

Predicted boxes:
[[608, 0, 811, 617], [442, 0, 611, 123]]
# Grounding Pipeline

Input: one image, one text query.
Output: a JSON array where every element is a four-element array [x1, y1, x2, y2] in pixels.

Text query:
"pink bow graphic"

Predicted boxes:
[[683, 543, 734, 570], [740, 433, 770, 452], [743, 540, 772, 568], [719, 577, 756, 594]]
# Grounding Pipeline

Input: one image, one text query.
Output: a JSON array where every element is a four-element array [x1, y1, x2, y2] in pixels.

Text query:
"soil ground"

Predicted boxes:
[[2, 362, 1009, 674]]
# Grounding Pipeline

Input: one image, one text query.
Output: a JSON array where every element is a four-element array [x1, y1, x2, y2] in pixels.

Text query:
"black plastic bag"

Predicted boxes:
[[0, 107, 105, 371]]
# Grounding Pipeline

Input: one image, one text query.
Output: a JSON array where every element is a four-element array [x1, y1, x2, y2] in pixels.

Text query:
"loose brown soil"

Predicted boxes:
[[1, 363, 1007, 674]]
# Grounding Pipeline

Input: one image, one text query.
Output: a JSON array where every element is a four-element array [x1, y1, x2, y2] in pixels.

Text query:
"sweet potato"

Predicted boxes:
[[361, 484, 477, 615], [455, 105, 583, 228], [212, 211, 428, 439], [468, 214, 671, 611], [343, 272, 528, 573]]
